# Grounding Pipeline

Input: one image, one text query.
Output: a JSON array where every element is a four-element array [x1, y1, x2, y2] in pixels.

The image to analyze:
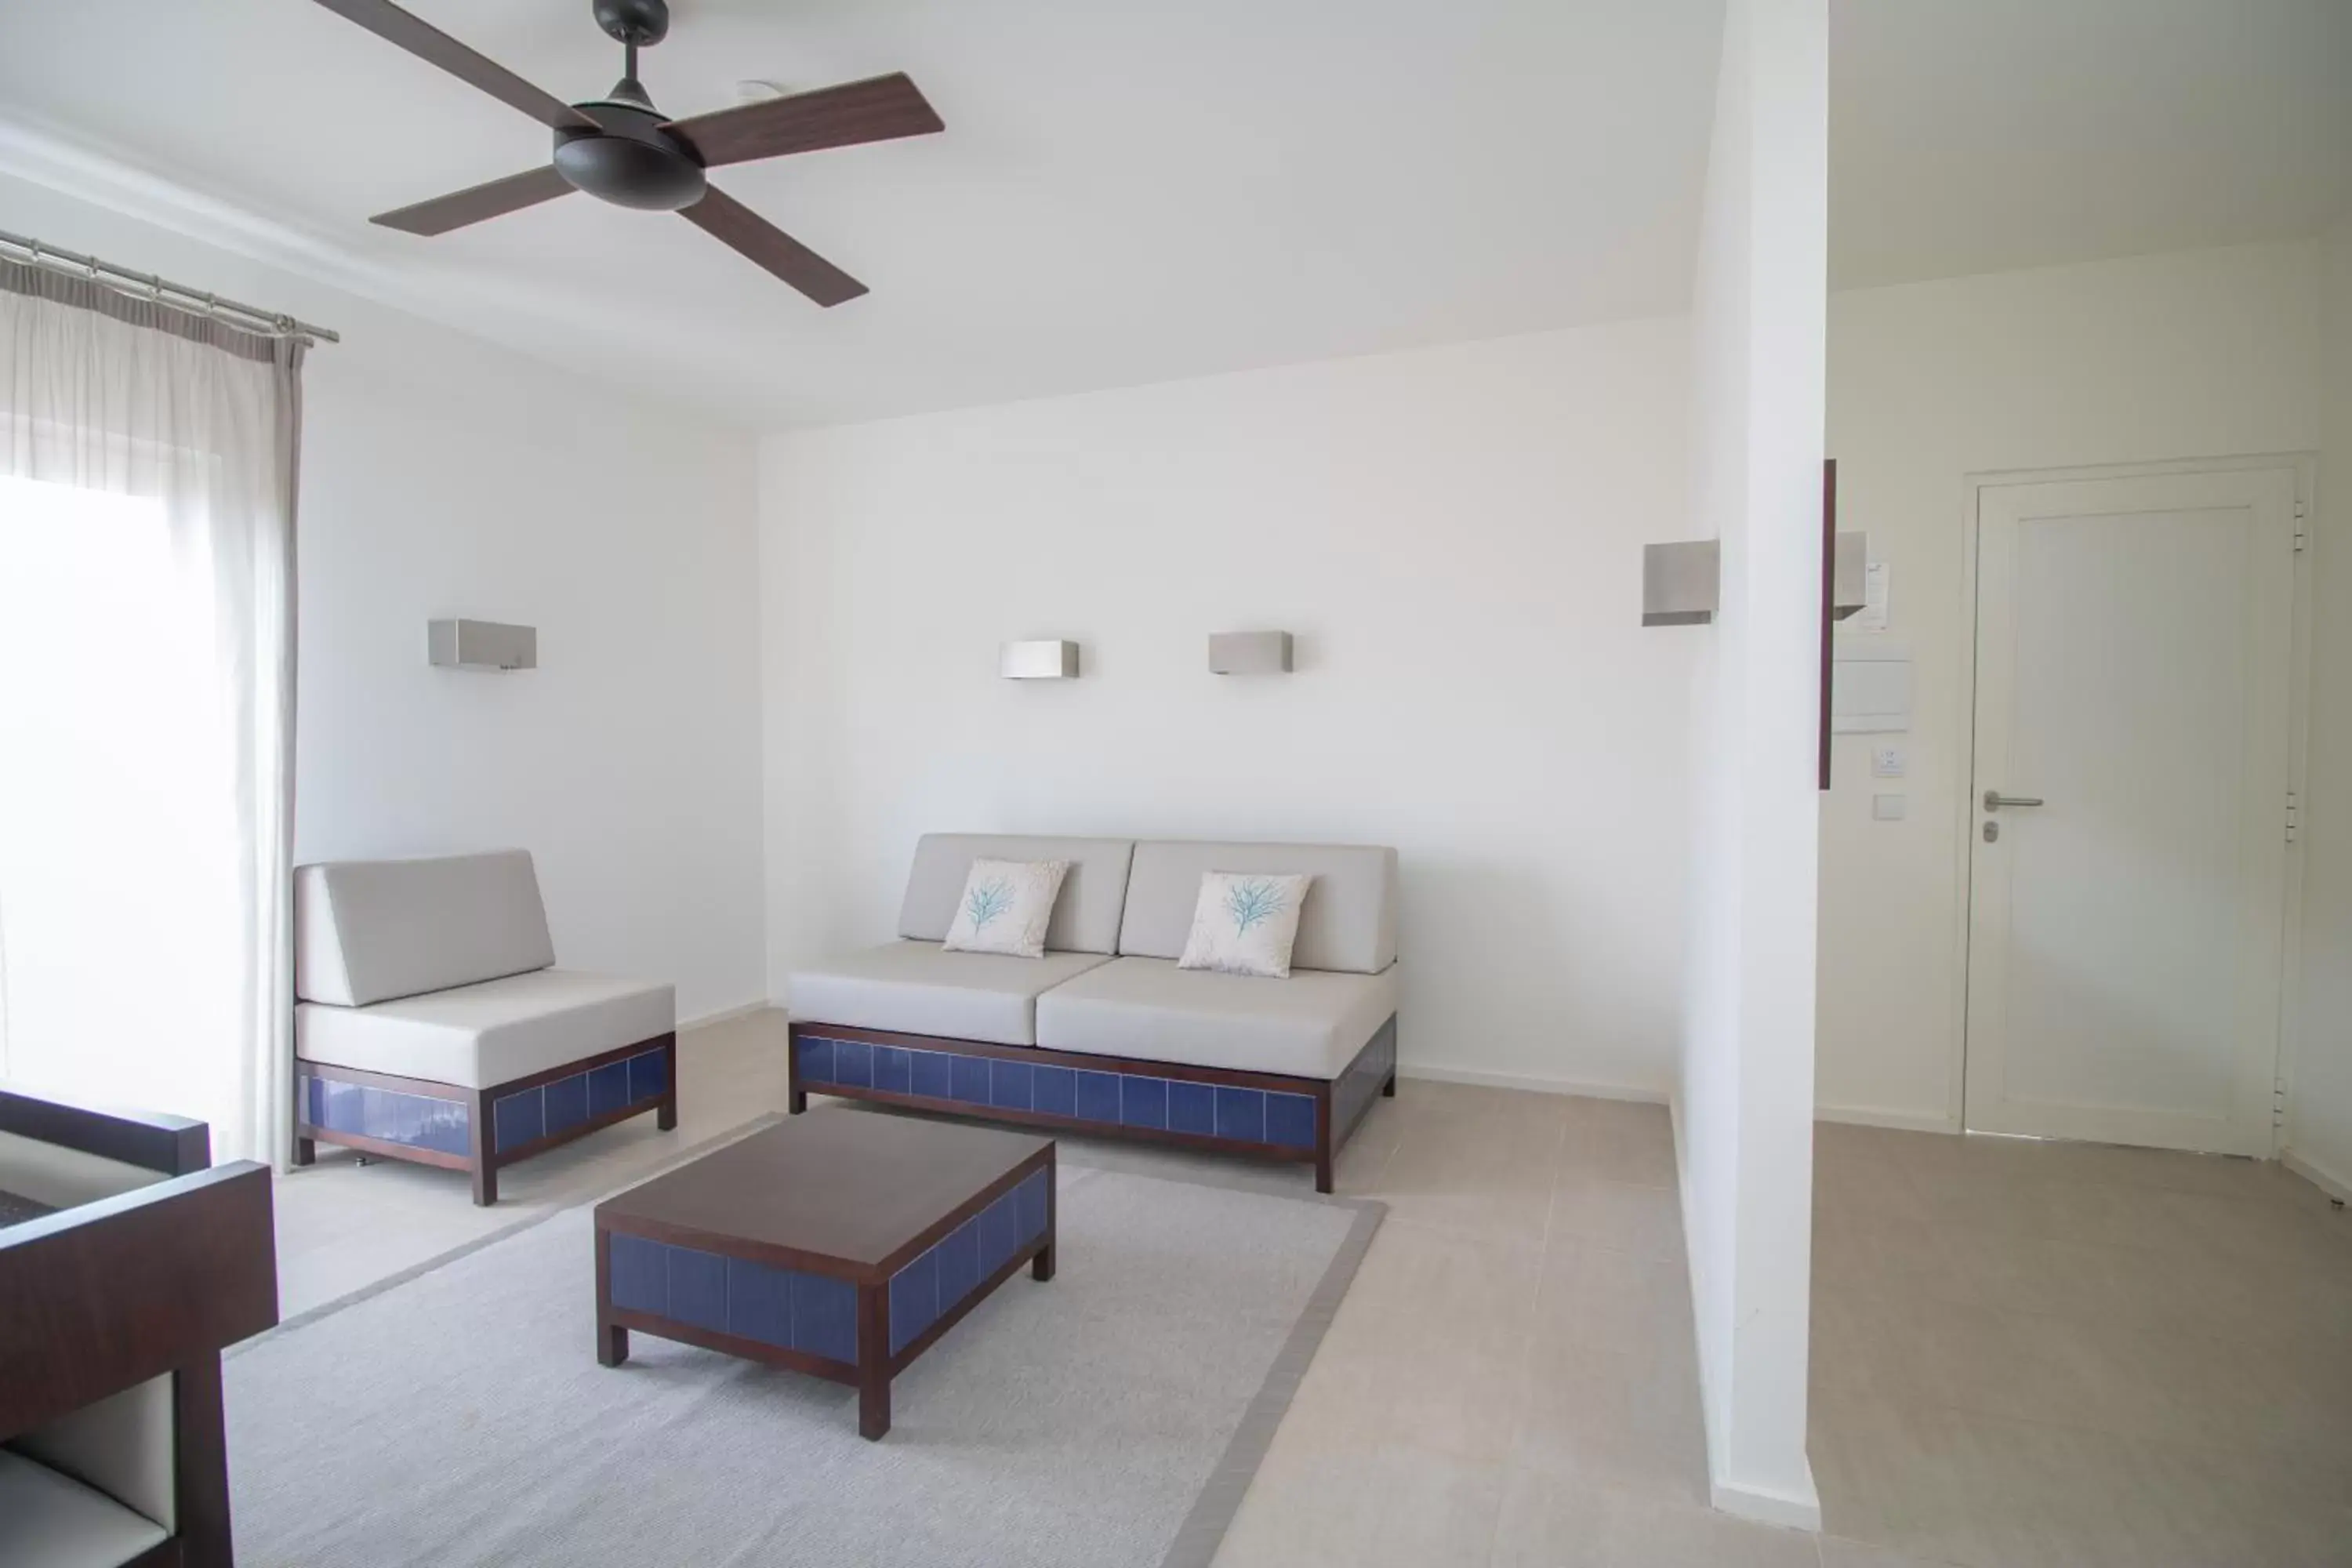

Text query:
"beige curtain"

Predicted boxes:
[[0, 255, 303, 1166]]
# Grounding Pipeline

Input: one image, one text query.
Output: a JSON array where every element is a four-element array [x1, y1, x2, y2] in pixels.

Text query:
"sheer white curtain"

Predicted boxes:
[[0, 256, 303, 1166]]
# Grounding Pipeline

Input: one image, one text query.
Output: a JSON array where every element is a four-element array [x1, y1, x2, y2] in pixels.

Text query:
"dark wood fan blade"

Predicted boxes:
[[372, 165, 575, 235], [662, 73, 942, 169], [680, 187, 867, 307], [310, 0, 595, 131]]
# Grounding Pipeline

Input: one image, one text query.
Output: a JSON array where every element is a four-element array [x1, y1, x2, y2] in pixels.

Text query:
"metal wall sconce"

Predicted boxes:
[[1640, 535, 1867, 627], [427, 618, 537, 670], [1208, 630, 1294, 674], [1000, 639, 1080, 678], [1642, 540, 1720, 626]]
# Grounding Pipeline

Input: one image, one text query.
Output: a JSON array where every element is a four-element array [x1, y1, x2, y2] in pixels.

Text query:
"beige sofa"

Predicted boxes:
[[785, 835, 1399, 1191]]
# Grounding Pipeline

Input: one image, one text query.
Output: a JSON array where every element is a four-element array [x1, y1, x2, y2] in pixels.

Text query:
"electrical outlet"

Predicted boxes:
[[1872, 746, 1906, 779]]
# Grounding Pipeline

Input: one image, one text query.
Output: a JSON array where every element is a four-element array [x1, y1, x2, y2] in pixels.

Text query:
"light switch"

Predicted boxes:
[[1872, 746, 1906, 779], [1872, 793, 1907, 822]]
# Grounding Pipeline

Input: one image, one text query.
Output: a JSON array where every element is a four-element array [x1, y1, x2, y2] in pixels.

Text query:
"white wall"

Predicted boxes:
[[759, 319, 1693, 1094], [0, 172, 770, 1025], [1671, 0, 1825, 1529], [2292, 219, 2352, 1196], [1819, 241, 2328, 1128]]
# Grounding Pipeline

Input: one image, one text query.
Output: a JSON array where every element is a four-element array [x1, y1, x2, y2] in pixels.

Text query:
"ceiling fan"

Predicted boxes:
[[312, 0, 943, 306]]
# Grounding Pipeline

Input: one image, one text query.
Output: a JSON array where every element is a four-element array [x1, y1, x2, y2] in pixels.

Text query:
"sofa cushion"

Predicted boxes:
[[788, 942, 1114, 1047], [1119, 842, 1399, 975], [296, 970, 674, 1090], [1035, 956, 1399, 1079], [295, 851, 557, 1007], [0, 1449, 169, 1568], [899, 836, 1134, 956]]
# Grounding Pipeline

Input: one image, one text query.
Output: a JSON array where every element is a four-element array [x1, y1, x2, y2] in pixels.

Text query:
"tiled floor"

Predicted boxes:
[[1809, 1121, 2352, 1568], [270, 1014, 2352, 1566]]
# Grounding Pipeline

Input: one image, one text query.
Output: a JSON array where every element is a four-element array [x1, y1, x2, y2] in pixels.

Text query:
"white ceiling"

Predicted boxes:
[[1832, 0, 2352, 289], [1, 1, 2345, 427]]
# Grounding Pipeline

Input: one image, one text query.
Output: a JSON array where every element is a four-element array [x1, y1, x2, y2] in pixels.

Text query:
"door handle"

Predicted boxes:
[[1983, 790, 2045, 811]]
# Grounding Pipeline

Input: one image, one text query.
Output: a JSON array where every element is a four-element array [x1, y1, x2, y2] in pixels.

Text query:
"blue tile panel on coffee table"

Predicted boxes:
[[606, 1168, 1049, 1365], [794, 1035, 1319, 1151]]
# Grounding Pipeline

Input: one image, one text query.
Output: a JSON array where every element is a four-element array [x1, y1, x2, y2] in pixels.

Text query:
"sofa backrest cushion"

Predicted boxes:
[[899, 835, 1135, 956], [1120, 840, 1399, 975], [295, 851, 556, 1007]]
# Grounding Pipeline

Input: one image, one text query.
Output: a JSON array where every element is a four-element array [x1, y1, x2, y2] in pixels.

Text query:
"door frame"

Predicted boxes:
[[1947, 452, 2318, 1155]]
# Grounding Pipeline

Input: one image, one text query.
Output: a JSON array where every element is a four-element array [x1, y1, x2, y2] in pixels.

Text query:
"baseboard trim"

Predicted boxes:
[[1710, 1468, 1823, 1532], [680, 1000, 775, 1033], [2283, 1146, 2352, 1203], [1398, 1064, 1668, 1103], [1814, 1103, 1961, 1134]]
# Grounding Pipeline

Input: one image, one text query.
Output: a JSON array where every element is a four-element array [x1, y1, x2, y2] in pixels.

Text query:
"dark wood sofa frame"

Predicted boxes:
[[0, 1090, 278, 1568], [293, 1032, 678, 1205], [787, 1013, 1396, 1193]]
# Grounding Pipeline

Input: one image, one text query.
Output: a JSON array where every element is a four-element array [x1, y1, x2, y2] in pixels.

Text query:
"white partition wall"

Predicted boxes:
[[1674, 0, 1828, 1529], [2294, 217, 2352, 1200]]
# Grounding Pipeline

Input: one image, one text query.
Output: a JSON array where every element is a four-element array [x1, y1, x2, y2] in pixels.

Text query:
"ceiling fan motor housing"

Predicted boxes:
[[553, 103, 707, 211]]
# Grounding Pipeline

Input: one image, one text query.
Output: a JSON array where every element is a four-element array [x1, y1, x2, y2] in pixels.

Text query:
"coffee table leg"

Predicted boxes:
[[600, 1323, 629, 1367], [858, 1281, 891, 1440], [1033, 1148, 1058, 1281]]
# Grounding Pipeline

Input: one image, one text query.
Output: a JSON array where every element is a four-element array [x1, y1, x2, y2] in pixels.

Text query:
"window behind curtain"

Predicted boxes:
[[0, 474, 239, 1127]]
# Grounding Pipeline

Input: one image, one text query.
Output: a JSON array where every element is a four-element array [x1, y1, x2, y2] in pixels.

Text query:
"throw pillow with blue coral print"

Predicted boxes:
[[1178, 871, 1314, 978], [942, 858, 1070, 959]]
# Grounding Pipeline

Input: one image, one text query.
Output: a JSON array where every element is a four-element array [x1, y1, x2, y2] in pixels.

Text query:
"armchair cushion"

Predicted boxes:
[[0, 1449, 168, 1568], [9, 1378, 176, 1534], [295, 851, 556, 1007], [0, 1134, 165, 1212], [296, 970, 675, 1089]]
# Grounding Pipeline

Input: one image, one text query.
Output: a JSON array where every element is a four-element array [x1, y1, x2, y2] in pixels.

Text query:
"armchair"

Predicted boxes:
[[0, 1089, 277, 1567]]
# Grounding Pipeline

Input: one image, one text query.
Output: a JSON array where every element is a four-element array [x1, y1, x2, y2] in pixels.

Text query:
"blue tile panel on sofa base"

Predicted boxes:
[[301, 1073, 471, 1158], [294, 1031, 677, 1207], [489, 1044, 671, 1154], [788, 1014, 1398, 1194]]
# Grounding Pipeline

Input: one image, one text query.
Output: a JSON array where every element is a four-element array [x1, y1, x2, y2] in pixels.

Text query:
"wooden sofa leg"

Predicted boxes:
[[1383, 1072, 1397, 1098], [292, 1134, 316, 1166], [467, 1087, 497, 1205], [658, 1035, 679, 1130]]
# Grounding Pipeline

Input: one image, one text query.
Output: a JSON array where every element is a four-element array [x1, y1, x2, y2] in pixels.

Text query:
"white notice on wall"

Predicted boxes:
[[1855, 561, 1890, 633], [1831, 639, 1911, 734]]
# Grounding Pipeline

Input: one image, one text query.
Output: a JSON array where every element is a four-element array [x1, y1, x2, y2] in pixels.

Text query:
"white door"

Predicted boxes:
[[1965, 466, 2298, 1156]]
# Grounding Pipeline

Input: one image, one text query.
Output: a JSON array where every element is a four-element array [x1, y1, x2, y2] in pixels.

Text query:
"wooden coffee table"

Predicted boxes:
[[593, 1112, 1055, 1439]]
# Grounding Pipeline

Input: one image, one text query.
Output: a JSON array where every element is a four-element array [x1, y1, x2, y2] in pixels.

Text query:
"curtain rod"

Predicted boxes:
[[0, 227, 339, 345]]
